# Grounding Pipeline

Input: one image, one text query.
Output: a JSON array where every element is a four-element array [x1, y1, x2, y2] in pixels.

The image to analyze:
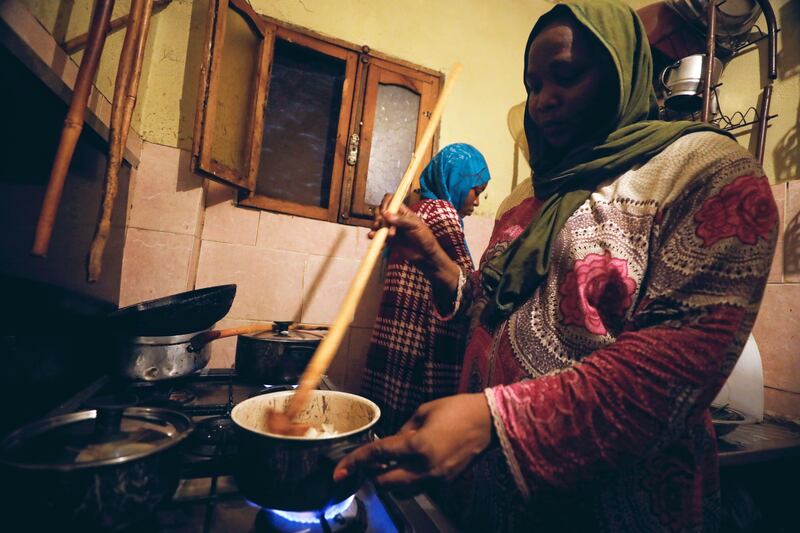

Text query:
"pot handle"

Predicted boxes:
[[325, 441, 366, 463], [188, 323, 274, 352], [659, 59, 681, 94]]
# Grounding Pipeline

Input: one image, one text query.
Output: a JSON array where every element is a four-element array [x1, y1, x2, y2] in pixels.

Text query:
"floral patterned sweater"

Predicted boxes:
[[444, 132, 778, 532]]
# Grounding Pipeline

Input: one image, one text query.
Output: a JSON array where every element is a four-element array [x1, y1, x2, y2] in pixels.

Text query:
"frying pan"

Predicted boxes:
[[107, 284, 236, 336]]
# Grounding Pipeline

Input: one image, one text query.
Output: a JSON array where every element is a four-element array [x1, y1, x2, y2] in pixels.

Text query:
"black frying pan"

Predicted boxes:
[[107, 284, 236, 336]]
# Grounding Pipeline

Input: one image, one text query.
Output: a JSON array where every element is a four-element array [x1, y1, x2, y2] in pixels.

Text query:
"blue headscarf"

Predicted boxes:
[[419, 143, 491, 216]]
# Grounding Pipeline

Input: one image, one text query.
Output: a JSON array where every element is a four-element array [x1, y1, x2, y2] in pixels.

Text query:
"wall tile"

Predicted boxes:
[[257, 211, 359, 258], [464, 215, 495, 265], [195, 240, 306, 321], [301, 255, 361, 325], [202, 181, 260, 245], [128, 143, 204, 235], [784, 181, 800, 282], [355, 226, 375, 257], [764, 387, 800, 419], [119, 228, 196, 307], [345, 326, 372, 394], [752, 284, 800, 395], [769, 183, 786, 283], [324, 328, 351, 391]]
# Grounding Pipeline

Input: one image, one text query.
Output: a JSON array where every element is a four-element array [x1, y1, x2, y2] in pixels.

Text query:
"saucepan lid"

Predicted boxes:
[[0, 406, 193, 470]]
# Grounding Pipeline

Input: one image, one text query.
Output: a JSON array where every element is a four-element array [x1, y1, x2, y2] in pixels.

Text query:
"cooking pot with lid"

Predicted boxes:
[[0, 405, 193, 530], [231, 390, 380, 512], [235, 321, 325, 383]]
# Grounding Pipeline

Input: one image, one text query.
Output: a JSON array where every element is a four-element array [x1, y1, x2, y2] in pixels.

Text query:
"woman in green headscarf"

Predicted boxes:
[[336, 1, 777, 531]]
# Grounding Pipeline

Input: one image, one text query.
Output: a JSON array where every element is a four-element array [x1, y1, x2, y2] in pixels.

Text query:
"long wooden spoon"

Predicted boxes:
[[267, 63, 464, 436]]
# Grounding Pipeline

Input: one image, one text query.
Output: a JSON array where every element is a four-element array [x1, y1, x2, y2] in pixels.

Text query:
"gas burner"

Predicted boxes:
[[186, 415, 237, 458], [167, 387, 197, 405], [254, 496, 366, 533]]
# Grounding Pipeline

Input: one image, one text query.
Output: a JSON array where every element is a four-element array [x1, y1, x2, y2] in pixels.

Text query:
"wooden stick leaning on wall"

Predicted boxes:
[[31, 0, 116, 257], [88, 0, 154, 282], [282, 63, 464, 426], [62, 0, 172, 54]]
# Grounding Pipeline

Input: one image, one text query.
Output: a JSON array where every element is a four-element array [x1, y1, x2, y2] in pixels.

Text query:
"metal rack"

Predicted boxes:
[[699, 0, 779, 164]]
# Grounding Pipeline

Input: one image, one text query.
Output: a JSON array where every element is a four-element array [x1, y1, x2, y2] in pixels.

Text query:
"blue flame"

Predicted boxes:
[[267, 495, 356, 524]]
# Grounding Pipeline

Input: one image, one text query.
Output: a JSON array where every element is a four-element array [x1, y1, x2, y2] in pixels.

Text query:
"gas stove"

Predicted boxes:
[[46, 368, 458, 533]]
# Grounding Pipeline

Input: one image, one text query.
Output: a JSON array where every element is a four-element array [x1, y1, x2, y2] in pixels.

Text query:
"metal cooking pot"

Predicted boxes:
[[668, 0, 762, 47], [0, 406, 193, 531], [231, 390, 380, 512], [117, 330, 211, 381], [660, 54, 724, 113], [235, 321, 324, 384]]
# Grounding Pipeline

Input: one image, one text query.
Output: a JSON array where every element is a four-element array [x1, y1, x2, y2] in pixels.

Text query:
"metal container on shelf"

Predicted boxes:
[[667, 0, 762, 49], [660, 53, 723, 113]]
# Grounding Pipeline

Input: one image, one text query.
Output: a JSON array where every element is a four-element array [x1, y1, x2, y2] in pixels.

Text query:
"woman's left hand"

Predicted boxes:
[[333, 393, 493, 495]]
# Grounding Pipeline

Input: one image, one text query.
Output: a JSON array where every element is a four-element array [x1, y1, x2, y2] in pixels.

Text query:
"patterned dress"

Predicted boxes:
[[444, 132, 778, 532], [362, 199, 474, 435]]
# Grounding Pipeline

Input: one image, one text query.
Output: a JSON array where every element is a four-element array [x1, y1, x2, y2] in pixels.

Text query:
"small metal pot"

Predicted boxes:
[[660, 53, 724, 113], [235, 322, 322, 383], [117, 330, 211, 381], [231, 390, 380, 512], [0, 407, 193, 531]]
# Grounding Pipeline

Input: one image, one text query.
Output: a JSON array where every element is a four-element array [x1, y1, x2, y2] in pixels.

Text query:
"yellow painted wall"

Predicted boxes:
[[18, 0, 800, 210], [715, 0, 800, 184]]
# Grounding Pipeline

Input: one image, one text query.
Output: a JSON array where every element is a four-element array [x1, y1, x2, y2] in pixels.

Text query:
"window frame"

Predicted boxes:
[[194, 0, 271, 190], [346, 57, 439, 221], [193, 5, 444, 226]]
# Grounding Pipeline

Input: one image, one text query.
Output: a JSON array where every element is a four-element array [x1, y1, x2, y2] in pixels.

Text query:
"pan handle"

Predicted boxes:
[[188, 323, 274, 352]]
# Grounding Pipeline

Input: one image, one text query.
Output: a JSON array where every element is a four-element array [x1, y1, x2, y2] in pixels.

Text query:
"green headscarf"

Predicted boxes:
[[480, 0, 732, 325]]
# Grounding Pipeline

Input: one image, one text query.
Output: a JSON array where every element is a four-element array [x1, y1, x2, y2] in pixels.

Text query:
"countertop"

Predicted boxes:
[[717, 417, 800, 467]]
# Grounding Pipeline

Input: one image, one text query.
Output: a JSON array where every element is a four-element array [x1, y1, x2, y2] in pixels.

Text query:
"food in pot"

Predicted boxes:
[[303, 423, 339, 438]]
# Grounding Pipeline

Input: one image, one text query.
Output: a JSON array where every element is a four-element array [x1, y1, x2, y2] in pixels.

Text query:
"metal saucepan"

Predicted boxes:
[[660, 53, 724, 113], [116, 330, 212, 381], [234, 321, 326, 384], [184, 321, 328, 383], [107, 284, 237, 337], [230, 390, 380, 512], [0, 406, 193, 531]]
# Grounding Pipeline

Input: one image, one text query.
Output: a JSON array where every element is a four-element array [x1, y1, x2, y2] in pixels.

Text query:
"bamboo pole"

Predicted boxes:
[[283, 63, 463, 424], [88, 0, 154, 282], [31, 0, 116, 257], [63, 0, 171, 54]]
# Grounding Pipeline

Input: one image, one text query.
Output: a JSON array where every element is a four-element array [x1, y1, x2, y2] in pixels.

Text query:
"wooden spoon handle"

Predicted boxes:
[[286, 63, 464, 420]]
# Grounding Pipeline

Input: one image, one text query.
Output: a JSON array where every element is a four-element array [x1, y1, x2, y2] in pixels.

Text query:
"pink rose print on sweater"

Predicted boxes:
[[694, 175, 777, 247], [559, 251, 637, 335]]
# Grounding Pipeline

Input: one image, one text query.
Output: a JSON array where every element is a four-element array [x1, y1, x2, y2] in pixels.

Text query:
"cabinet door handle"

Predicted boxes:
[[347, 132, 360, 166]]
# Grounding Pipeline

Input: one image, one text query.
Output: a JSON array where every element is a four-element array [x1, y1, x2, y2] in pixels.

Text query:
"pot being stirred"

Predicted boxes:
[[0, 405, 193, 531], [231, 390, 380, 512]]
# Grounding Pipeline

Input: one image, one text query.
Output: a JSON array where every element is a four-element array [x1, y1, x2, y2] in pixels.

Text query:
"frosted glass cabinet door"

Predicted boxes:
[[349, 61, 437, 220], [364, 84, 420, 206]]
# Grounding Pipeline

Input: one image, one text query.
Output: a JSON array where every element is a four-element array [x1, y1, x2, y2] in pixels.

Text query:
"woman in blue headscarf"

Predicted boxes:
[[362, 143, 490, 435]]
